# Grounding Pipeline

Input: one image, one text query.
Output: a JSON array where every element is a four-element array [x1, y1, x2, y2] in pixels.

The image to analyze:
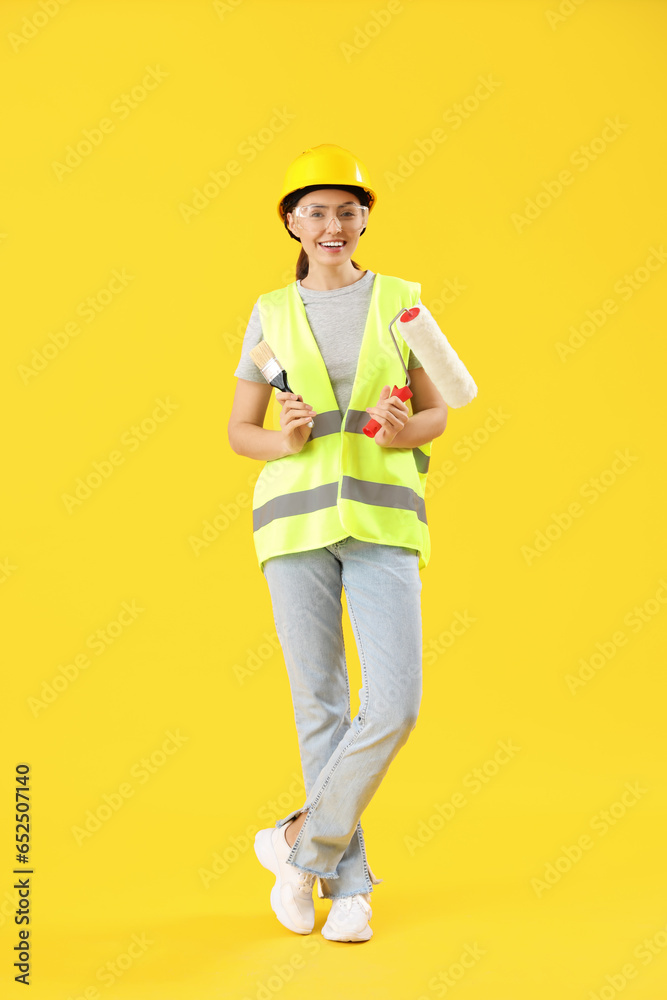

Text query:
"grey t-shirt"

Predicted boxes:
[[233, 269, 423, 415]]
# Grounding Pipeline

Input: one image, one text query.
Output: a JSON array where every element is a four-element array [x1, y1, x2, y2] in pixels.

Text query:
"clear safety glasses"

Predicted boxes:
[[292, 203, 369, 233]]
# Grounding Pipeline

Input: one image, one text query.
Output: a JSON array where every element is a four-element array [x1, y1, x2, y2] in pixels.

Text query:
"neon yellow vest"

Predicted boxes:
[[252, 273, 432, 572]]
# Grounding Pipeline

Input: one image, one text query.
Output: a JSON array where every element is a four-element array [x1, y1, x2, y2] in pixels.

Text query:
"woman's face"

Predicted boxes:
[[286, 188, 364, 264]]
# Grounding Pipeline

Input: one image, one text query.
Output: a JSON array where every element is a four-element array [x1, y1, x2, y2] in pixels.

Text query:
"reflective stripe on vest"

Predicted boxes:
[[251, 273, 432, 572], [311, 408, 430, 472], [253, 476, 427, 532], [253, 406, 430, 531]]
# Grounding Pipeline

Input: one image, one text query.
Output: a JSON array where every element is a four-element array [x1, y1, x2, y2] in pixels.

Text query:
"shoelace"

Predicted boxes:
[[332, 892, 372, 916], [295, 871, 316, 895]]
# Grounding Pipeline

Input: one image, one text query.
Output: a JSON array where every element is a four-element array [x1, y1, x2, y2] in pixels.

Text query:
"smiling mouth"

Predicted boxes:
[[319, 241, 347, 248]]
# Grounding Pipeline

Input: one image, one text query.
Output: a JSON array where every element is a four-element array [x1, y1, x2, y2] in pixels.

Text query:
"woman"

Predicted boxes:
[[228, 144, 448, 942]]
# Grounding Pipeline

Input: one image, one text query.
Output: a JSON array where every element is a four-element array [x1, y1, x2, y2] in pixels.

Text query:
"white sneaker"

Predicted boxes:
[[254, 824, 316, 934], [322, 892, 373, 942]]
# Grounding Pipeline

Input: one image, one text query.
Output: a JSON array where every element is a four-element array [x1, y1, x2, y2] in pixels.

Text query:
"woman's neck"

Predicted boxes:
[[300, 262, 367, 291]]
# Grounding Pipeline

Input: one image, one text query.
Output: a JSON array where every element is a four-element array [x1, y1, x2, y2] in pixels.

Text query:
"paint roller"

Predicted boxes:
[[363, 305, 478, 437]]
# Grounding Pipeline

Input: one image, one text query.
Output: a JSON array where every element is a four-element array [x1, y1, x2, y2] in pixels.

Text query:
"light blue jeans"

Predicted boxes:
[[261, 535, 423, 899]]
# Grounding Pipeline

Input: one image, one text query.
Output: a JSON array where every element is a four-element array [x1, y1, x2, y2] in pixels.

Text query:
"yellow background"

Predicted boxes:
[[2, 0, 666, 997]]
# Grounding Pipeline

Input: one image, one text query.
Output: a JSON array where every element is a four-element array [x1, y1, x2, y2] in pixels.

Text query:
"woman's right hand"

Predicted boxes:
[[276, 391, 316, 455]]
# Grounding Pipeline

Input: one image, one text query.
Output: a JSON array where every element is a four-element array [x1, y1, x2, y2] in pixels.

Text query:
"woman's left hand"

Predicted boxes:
[[366, 385, 410, 447]]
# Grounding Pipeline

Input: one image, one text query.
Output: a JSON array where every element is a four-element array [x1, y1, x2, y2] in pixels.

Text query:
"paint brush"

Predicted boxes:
[[249, 340, 314, 429]]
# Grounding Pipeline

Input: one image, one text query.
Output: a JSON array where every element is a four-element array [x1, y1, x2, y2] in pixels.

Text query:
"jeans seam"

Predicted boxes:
[[342, 577, 369, 728], [287, 728, 364, 870], [336, 576, 372, 889], [355, 823, 373, 893], [340, 604, 352, 720]]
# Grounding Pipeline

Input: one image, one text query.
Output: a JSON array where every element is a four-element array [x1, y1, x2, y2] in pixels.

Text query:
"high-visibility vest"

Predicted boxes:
[[252, 273, 432, 572]]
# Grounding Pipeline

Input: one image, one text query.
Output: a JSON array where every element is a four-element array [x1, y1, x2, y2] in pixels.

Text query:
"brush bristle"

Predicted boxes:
[[249, 339, 284, 385], [249, 340, 279, 369]]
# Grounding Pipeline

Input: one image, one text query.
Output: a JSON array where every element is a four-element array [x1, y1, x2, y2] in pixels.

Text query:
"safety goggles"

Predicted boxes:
[[292, 203, 369, 232]]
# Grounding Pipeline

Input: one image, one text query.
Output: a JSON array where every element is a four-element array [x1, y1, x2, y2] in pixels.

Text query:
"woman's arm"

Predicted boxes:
[[366, 366, 448, 448], [228, 379, 284, 460], [227, 378, 316, 460], [229, 364, 447, 460]]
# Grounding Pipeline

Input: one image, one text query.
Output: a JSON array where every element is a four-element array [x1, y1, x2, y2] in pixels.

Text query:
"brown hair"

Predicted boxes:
[[281, 184, 370, 281]]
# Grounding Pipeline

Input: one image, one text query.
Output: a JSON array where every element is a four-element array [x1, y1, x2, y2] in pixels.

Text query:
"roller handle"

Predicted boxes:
[[363, 384, 413, 438]]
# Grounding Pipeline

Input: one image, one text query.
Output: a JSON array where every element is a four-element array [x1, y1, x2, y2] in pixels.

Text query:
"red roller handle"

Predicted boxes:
[[363, 384, 413, 437]]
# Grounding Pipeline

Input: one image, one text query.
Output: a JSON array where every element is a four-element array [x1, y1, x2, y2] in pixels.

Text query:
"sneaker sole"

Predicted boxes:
[[254, 828, 314, 935], [321, 923, 373, 942]]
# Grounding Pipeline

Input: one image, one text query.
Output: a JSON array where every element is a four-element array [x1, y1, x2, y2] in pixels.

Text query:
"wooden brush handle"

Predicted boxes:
[[363, 385, 413, 438]]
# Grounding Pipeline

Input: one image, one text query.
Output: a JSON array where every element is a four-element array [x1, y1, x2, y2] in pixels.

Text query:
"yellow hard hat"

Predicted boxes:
[[278, 143, 376, 223]]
